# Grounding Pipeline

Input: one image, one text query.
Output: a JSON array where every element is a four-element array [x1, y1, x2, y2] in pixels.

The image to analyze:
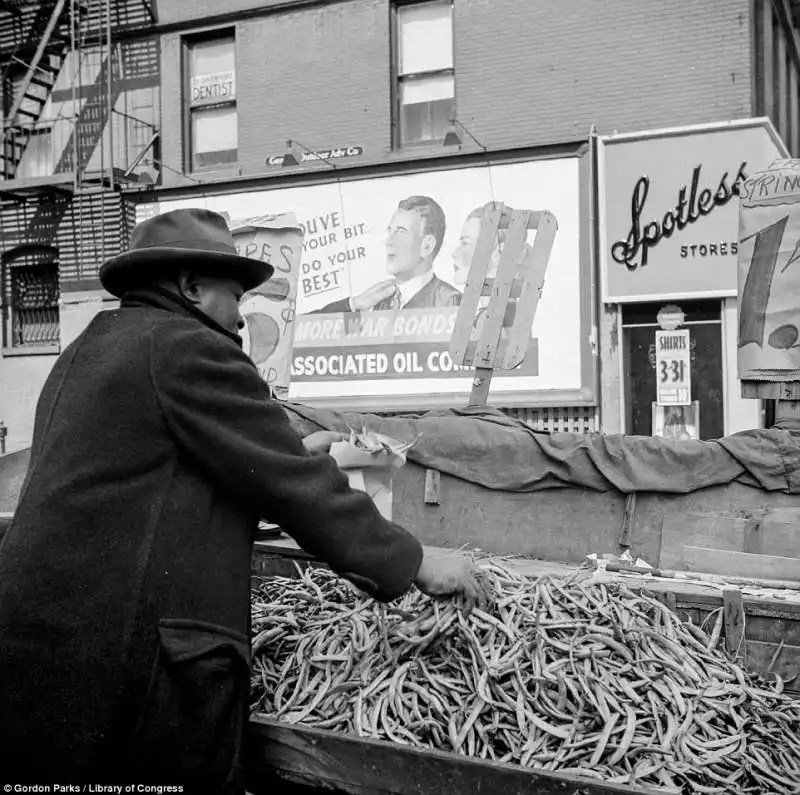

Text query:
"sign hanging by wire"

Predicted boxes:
[[655, 329, 691, 405]]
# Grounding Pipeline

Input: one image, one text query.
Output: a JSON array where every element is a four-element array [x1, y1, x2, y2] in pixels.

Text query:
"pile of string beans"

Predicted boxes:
[[250, 561, 800, 794]]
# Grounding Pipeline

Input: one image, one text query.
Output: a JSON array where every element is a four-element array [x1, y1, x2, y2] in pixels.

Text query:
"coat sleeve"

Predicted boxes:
[[149, 323, 423, 602]]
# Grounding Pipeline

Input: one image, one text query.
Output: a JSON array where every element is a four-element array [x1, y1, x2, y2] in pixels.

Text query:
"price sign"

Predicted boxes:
[[655, 329, 691, 405]]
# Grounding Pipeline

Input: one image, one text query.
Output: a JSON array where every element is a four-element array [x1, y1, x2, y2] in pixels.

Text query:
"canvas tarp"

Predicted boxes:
[[283, 403, 800, 495]]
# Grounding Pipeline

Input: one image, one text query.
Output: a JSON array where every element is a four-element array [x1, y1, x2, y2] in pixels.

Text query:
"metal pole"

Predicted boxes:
[[106, 0, 114, 191], [70, 0, 77, 189]]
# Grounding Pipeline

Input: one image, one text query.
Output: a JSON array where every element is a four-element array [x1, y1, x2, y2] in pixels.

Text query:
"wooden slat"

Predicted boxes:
[[252, 538, 800, 606], [684, 546, 800, 582], [618, 492, 637, 548], [480, 278, 523, 299], [246, 716, 665, 795], [723, 587, 747, 661], [501, 210, 557, 370], [423, 469, 440, 505], [449, 203, 503, 364], [741, 380, 800, 399], [473, 209, 530, 369], [659, 512, 744, 570]]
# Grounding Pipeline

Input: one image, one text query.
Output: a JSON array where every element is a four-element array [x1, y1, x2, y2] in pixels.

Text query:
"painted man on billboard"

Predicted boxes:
[[318, 195, 461, 312]]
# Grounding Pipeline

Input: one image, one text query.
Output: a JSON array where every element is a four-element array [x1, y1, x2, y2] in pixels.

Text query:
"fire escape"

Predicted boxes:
[[0, 0, 159, 195], [0, 0, 159, 348]]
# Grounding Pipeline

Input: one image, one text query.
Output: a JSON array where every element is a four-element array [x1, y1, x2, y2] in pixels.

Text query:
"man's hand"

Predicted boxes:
[[349, 279, 398, 311], [413, 553, 491, 610], [302, 430, 346, 455]]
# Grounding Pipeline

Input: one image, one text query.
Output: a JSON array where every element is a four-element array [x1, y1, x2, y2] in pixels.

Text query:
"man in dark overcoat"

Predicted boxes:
[[0, 209, 485, 791]]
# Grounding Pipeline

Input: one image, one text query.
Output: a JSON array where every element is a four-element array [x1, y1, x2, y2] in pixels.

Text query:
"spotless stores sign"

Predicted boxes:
[[599, 118, 787, 302]]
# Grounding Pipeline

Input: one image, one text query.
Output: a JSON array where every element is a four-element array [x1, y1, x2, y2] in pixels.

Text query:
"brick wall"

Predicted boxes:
[[157, 0, 754, 188], [454, 0, 753, 150], [154, 0, 308, 27]]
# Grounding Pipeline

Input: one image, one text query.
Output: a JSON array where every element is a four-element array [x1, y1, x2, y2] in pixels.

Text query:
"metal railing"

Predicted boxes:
[[1, 108, 158, 182]]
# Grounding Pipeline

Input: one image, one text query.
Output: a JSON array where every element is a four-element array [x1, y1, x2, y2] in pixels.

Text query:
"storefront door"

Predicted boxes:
[[622, 301, 724, 440]]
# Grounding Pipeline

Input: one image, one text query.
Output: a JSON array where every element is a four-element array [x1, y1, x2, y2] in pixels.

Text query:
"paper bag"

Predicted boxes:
[[738, 159, 800, 381], [329, 429, 417, 521]]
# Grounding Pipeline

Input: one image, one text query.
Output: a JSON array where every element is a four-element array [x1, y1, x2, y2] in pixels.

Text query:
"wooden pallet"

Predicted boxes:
[[449, 202, 557, 405]]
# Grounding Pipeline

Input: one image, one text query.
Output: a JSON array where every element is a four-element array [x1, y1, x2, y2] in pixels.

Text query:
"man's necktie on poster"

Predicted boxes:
[[389, 282, 402, 310]]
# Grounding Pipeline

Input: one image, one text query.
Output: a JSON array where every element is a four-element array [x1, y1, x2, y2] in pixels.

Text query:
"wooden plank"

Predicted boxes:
[[501, 211, 557, 370], [618, 492, 637, 548], [473, 209, 530, 370], [759, 508, 800, 558], [246, 715, 665, 795], [723, 588, 747, 662], [449, 203, 503, 365], [468, 366, 493, 405], [741, 380, 800, 399], [251, 538, 800, 615], [659, 512, 744, 570], [776, 399, 800, 426], [423, 469, 440, 506], [684, 546, 800, 582]]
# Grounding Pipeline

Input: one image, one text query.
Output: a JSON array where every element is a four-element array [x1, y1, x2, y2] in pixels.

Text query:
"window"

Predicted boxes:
[[2, 246, 60, 350], [394, 1, 454, 147], [186, 33, 237, 171]]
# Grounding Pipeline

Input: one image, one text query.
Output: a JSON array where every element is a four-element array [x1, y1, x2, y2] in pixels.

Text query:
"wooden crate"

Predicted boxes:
[[249, 541, 799, 795]]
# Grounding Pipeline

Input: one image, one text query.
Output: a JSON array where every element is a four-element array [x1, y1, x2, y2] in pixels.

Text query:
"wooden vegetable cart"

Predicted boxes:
[[248, 515, 800, 795], [246, 205, 800, 793]]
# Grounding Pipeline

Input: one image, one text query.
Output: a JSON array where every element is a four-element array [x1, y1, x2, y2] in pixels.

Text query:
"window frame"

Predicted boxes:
[[183, 28, 238, 174], [1, 244, 61, 356], [391, 0, 456, 150]]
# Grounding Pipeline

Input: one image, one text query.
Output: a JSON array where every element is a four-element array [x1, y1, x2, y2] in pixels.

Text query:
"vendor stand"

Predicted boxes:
[[3, 186, 800, 794]]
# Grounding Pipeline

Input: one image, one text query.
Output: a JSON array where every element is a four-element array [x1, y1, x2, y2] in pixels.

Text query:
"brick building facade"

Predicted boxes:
[[151, 0, 760, 189], [3, 0, 800, 450]]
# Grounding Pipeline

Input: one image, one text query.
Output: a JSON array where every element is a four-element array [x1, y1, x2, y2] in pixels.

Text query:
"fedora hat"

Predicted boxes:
[[100, 208, 274, 298]]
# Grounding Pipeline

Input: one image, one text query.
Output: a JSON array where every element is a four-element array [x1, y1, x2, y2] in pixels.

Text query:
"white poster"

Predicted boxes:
[[655, 329, 691, 406], [738, 158, 800, 381]]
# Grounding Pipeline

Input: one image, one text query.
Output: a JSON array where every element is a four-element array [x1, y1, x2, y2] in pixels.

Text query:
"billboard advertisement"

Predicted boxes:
[[136, 155, 593, 410], [599, 118, 787, 303]]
